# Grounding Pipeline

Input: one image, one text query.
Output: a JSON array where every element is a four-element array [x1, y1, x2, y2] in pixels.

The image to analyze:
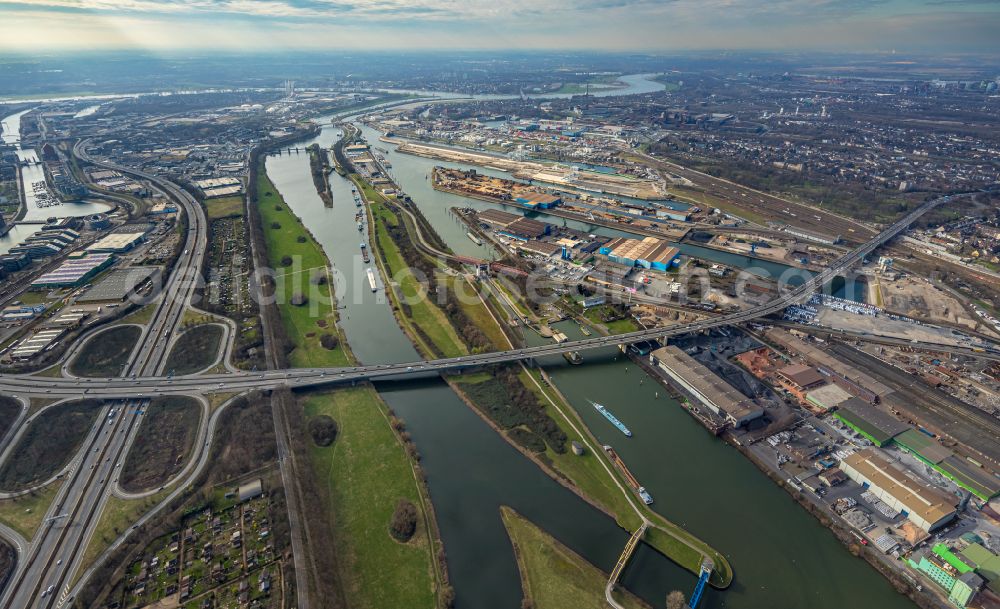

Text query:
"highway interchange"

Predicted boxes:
[[0, 139, 975, 608], [0, 144, 208, 609]]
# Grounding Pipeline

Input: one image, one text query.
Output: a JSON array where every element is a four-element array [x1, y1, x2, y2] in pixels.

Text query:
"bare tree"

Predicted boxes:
[[666, 590, 686, 609]]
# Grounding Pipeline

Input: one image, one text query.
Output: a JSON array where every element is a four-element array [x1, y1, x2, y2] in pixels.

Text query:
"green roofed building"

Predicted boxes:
[[933, 543, 975, 574], [894, 429, 1000, 501], [834, 397, 909, 446], [950, 573, 985, 608], [911, 551, 961, 591], [909, 544, 992, 608], [959, 543, 1000, 591]]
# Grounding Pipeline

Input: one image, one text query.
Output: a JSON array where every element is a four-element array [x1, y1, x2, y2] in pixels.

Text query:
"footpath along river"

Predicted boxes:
[[263, 115, 913, 608]]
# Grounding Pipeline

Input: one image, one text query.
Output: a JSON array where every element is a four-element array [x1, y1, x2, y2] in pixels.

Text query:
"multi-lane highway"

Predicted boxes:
[[0, 178, 962, 609], [0, 192, 953, 407], [0, 142, 208, 609]]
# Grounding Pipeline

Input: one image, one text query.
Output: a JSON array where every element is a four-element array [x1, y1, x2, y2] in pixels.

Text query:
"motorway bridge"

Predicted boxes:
[[0, 193, 955, 401]]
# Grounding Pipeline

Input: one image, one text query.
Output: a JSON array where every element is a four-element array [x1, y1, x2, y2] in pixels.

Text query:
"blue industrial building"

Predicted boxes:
[[599, 237, 680, 272]]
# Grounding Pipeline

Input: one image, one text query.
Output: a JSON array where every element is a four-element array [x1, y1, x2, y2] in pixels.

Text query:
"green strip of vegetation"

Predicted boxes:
[[500, 506, 650, 609], [582, 304, 639, 335], [116, 304, 156, 326], [459, 277, 734, 585], [264, 156, 447, 605], [255, 163, 349, 368], [367, 196, 467, 358], [80, 490, 170, 577], [452, 368, 567, 454], [518, 369, 643, 531], [204, 195, 244, 220], [32, 364, 64, 378], [0, 400, 103, 491], [443, 275, 509, 350], [69, 325, 141, 377], [164, 324, 224, 375], [302, 387, 438, 609], [0, 482, 61, 539]]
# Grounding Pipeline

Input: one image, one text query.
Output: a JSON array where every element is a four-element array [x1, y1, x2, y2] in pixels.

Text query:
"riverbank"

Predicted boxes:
[[255, 160, 350, 367], [356, 176, 468, 359], [306, 143, 334, 207], [352, 165, 733, 587], [257, 157, 452, 607], [301, 386, 449, 609], [500, 506, 651, 609]]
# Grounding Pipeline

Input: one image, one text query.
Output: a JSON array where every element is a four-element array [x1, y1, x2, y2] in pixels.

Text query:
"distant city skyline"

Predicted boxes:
[[0, 0, 999, 53]]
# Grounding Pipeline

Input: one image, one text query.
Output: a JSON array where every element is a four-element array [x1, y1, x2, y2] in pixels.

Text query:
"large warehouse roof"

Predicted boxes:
[[604, 237, 679, 265], [843, 449, 956, 529], [835, 397, 909, 446]]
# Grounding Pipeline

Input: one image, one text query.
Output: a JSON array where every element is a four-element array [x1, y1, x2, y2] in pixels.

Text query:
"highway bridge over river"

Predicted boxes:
[[0, 193, 955, 401]]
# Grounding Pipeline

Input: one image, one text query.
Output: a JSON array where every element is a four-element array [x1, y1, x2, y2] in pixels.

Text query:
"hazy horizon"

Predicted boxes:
[[1, 0, 999, 53]]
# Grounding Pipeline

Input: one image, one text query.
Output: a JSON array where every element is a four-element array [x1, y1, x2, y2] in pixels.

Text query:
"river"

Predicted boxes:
[[266, 128, 694, 609], [373, 73, 668, 102], [0, 108, 112, 255], [352, 122, 865, 301], [263, 117, 914, 609]]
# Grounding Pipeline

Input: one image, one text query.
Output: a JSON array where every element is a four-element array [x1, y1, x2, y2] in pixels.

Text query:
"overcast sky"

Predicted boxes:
[[1, 0, 999, 53]]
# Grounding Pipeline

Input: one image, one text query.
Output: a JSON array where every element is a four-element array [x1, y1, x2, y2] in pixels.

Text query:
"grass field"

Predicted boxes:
[[32, 364, 64, 378], [117, 304, 156, 326], [79, 490, 170, 578], [500, 506, 650, 609], [69, 325, 141, 377], [16, 291, 53, 306], [368, 198, 466, 358], [204, 195, 244, 220], [0, 482, 62, 539], [0, 400, 102, 491], [264, 165, 440, 605], [302, 387, 437, 609], [583, 306, 639, 335], [119, 396, 201, 493], [256, 164, 350, 368], [164, 324, 223, 375]]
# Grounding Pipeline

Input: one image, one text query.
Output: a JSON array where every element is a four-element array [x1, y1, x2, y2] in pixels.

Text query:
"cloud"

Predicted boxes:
[[0, 0, 916, 21], [0, 0, 998, 50]]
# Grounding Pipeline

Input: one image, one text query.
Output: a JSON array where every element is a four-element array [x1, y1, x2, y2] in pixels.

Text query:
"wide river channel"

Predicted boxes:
[[263, 110, 913, 608]]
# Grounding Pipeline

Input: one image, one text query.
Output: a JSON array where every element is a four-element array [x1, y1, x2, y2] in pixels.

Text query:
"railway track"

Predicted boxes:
[[829, 341, 1000, 463]]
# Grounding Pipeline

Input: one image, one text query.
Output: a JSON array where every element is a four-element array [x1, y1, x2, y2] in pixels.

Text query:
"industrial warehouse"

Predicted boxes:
[[30, 253, 115, 288], [840, 449, 958, 533], [649, 345, 764, 427], [599, 236, 680, 272]]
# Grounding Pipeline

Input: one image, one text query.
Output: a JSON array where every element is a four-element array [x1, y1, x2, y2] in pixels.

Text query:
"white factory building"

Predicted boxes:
[[841, 449, 957, 533]]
